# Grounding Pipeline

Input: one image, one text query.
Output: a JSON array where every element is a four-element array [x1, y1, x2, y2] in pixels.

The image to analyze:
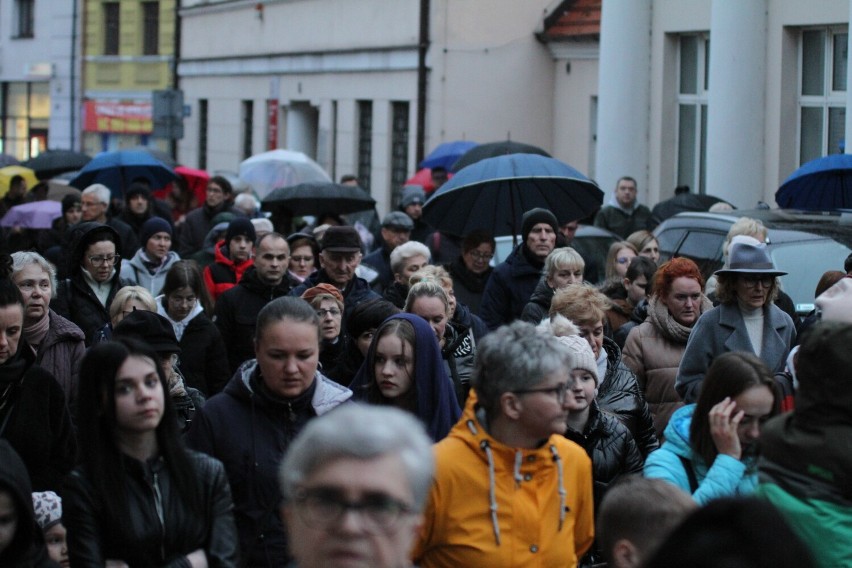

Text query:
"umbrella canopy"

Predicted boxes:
[[239, 149, 331, 199], [0, 200, 61, 229], [405, 167, 454, 194], [776, 154, 852, 210], [423, 153, 603, 238], [0, 166, 39, 198], [649, 193, 732, 228], [420, 141, 478, 170], [128, 145, 179, 169], [22, 150, 92, 180], [44, 181, 81, 202], [261, 182, 376, 216], [67, 150, 178, 197], [451, 141, 551, 172], [0, 154, 20, 167], [174, 166, 210, 205]]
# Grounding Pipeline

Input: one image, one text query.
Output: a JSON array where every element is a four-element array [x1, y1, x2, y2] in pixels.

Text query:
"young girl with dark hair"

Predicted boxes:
[[349, 313, 460, 441], [63, 338, 238, 566]]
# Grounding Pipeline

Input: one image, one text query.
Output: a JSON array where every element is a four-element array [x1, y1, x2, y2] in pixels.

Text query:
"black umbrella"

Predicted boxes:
[[451, 141, 551, 172], [22, 150, 92, 180], [649, 193, 732, 228], [261, 182, 376, 216]]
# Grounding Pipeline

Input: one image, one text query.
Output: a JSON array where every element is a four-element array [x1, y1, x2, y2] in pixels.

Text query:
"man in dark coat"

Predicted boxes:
[[80, 183, 140, 259], [362, 211, 413, 293], [479, 208, 558, 330], [593, 176, 652, 239], [215, 232, 293, 374], [399, 184, 432, 243], [290, 226, 380, 313], [52, 222, 131, 345], [178, 176, 233, 257]]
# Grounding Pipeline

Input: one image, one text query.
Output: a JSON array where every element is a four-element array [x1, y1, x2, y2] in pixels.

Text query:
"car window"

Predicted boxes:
[[655, 227, 687, 262], [771, 240, 852, 314], [675, 231, 725, 280]]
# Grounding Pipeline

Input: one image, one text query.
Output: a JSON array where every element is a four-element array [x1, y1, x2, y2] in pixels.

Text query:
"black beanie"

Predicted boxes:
[[113, 310, 181, 355], [125, 182, 151, 202], [521, 208, 558, 242], [226, 217, 257, 244]]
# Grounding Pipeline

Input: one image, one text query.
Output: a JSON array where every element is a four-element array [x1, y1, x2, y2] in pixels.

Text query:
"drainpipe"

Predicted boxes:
[[416, 0, 430, 165], [70, 0, 78, 149]]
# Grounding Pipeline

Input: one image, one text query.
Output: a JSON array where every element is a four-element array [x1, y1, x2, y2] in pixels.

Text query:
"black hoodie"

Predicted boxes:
[[0, 441, 56, 567]]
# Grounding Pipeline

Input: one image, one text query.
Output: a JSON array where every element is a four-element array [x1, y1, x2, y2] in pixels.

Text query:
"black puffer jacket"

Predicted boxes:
[[51, 222, 131, 345], [442, 321, 476, 406], [564, 402, 644, 510], [599, 337, 659, 457], [445, 256, 492, 315], [64, 451, 239, 567], [214, 267, 292, 375], [520, 276, 553, 324]]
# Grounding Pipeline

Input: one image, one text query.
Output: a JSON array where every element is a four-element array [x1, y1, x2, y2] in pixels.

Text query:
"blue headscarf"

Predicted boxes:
[[349, 313, 461, 441]]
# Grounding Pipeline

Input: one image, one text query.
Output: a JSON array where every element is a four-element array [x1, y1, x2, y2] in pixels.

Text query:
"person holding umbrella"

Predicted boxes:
[[480, 208, 558, 330]]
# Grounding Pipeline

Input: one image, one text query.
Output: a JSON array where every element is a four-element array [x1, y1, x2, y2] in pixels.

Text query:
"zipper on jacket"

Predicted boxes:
[[150, 469, 167, 560]]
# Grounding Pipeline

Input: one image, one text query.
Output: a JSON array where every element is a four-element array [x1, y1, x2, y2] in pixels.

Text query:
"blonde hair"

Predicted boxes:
[[723, 217, 767, 256], [409, 265, 452, 289], [549, 283, 611, 326], [108, 286, 157, 321], [604, 241, 638, 281], [544, 247, 585, 278], [404, 280, 449, 315]]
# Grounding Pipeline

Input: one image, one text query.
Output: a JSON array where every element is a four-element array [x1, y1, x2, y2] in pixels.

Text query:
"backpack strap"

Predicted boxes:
[[678, 455, 699, 494]]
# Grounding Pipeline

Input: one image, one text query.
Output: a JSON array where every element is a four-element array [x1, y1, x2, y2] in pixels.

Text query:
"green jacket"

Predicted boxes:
[[593, 203, 652, 239]]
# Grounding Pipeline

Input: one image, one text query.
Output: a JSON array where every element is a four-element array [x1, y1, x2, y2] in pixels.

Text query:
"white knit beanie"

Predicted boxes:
[[538, 314, 599, 384]]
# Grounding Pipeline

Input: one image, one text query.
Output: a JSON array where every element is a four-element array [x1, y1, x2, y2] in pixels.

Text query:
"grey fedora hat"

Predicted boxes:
[[715, 240, 787, 277]]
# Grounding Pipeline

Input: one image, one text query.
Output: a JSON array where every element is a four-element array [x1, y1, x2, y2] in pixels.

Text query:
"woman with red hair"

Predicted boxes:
[[622, 258, 713, 437]]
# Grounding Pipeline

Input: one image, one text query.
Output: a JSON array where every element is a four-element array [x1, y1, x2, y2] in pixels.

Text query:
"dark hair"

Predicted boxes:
[[255, 296, 320, 343], [461, 230, 496, 254], [690, 352, 779, 467], [208, 175, 233, 195], [76, 338, 203, 536], [345, 298, 401, 339], [160, 260, 213, 315], [625, 255, 657, 287], [0, 253, 24, 309], [844, 251, 852, 274], [645, 498, 815, 568], [363, 318, 417, 412], [715, 272, 779, 305], [815, 270, 845, 298]]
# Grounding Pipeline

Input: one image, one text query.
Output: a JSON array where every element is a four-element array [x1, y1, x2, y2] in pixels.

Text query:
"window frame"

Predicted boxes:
[[675, 33, 710, 195]]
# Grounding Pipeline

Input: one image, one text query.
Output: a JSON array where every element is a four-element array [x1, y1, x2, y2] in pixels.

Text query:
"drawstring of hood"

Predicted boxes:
[[513, 451, 523, 487], [550, 444, 567, 532], [480, 439, 501, 546]]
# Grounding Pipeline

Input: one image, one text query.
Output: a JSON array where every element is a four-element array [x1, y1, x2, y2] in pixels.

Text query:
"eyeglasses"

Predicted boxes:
[[291, 487, 413, 532], [512, 382, 570, 405], [742, 275, 773, 288], [316, 308, 342, 318], [168, 295, 197, 306], [291, 255, 314, 264], [468, 251, 494, 261], [87, 254, 120, 266]]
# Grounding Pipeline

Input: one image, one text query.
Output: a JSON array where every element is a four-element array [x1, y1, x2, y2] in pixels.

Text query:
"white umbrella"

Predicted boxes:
[[238, 149, 330, 199]]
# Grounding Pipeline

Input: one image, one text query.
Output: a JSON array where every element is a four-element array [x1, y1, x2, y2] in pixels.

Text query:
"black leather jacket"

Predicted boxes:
[[64, 451, 239, 567]]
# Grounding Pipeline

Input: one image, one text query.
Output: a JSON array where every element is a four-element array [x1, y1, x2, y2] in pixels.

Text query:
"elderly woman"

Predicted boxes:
[[622, 258, 713, 437], [383, 241, 431, 308], [444, 230, 495, 314], [521, 247, 585, 324], [92, 285, 157, 343], [301, 283, 346, 375], [412, 321, 594, 567], [11, 252, 86, 411], [550, 283, 659, 457], [675, 239, 796, 404]]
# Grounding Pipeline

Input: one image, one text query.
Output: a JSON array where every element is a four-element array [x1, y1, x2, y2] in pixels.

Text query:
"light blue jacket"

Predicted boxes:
[[643, 404, 757, 505]]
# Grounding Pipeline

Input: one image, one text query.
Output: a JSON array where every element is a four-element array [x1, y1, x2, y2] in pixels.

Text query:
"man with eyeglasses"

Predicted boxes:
[[291, 226, 380, 314], [215, 232, 293, 374], [480, 208, 559, 330], [412, 321, 594, 567], [279, 403, 434, 568], [80, 183, 140, 260], [52, 222, 132, 345]]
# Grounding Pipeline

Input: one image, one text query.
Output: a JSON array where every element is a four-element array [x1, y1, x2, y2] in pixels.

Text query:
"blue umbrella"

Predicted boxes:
[[776, 154, 852, 210], [419, 140, 478, 170], [422, 153, 603, 238], [67, 150, 177, 197]]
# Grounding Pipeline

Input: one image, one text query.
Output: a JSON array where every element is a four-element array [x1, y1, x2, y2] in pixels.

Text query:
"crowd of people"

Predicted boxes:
[[0, 171, 849, 568]]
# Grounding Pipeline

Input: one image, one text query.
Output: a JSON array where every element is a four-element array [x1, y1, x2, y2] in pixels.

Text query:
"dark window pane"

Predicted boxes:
[[390, 102, 409, 207], [242, 100, 253, 160], [142, 2, 159, 56], [357, 101, 372, 192], [104, 3, 120, 55], [199, 99, 208, 170], [802, 30, 825, 96]]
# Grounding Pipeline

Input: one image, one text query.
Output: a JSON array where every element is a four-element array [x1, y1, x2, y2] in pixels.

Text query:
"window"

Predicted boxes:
[[15, 0, 35, 38], [104, 3, 120, 55], [390, 102, 409, 206], [676, 34, 709, 194], [242, 100, 253, 160], [799, 27, 848, 164], [142, 2, 159, 56], [198, 99, 208, 170], [357, 101, 372, 191]]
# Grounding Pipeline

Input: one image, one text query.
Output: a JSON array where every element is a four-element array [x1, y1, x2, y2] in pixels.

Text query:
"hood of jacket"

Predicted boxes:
[[660, 404, 695, 459], [225, 359, 353, 415], [67, 221, 123, 278], [0, 440, 38, 563], [212, 240, 252, 271], [445, 395, 575, 546], [238, 266, 292, 299], [126, 249, 180, 275]]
